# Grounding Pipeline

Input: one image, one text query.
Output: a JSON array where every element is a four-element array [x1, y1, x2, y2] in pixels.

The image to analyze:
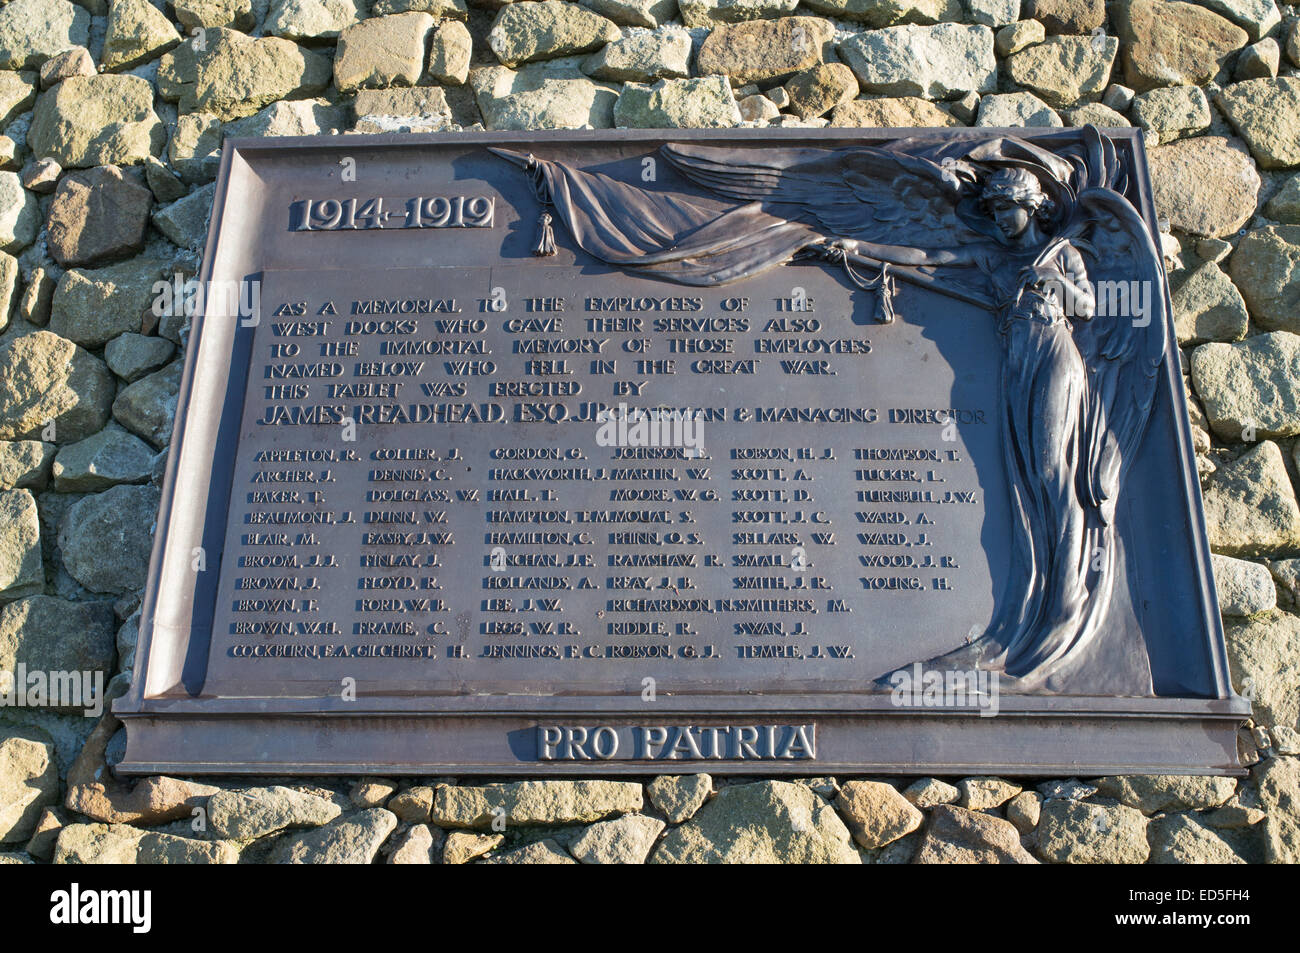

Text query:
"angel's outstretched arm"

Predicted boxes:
[[818, 237, 979, 268]]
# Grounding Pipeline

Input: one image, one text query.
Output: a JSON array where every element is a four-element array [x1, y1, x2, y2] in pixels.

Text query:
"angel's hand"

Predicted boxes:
[[820, 238, 857, 261]]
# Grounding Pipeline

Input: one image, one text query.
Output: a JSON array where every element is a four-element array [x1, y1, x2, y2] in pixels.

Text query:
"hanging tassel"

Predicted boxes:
[[533, 211, 556, 257], [875, 262, 897, 324], [841, 253, 899, 325]]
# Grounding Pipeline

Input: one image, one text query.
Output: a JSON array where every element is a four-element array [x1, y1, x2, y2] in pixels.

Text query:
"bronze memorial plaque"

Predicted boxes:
[[116, 128, 1250, 776]]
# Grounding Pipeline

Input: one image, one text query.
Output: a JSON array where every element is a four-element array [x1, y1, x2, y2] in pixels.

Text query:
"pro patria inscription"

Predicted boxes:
[[116, 130, 1248, 776]]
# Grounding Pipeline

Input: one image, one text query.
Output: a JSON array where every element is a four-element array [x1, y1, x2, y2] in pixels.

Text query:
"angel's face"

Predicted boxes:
[[987, 197, 1031, 239]]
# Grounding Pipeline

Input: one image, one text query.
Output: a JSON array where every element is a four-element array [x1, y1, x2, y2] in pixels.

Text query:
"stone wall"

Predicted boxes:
[[0, 0, 1298, 864]]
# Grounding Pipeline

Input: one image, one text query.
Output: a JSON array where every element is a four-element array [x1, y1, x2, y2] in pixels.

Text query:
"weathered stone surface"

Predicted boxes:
[[481, 838, 576, 864], [966, 0, 1019, 26], [0, 331, 115, 442], [143, 156, 187, 204], [442, 830, 502, 863], [0, 0, 90, 71], [580, 0, 677, 28], [25, 806, 64, 860], [797, 0, 960, 26], [902, 777, 960, 808], [53, 822, 145, 863], [101, 0, 180, 72], [1254, 755, 1300, 861], [49, 258, 165, 349], [1060, 100, 1133, 127], [1216, 78, 1300, 169], [1212, 553, 1278, 616], [433, 780, 642, 828], [783, 63, 858, 119], [1006, 791, 1042, 832], [1225, 611, 1300, 728], [1148, 813, 1246, 863], [387, 823, 440, 863], [1036, 799, 1150, 863], [615, 76, 741, 128], [0, 70, 37, 125], [1092, 774, 1237, 812], [1004, 34, 1116, 107], [273, 809, 397, 864], [0, 728, 57, 844], [1171, 261, 1248, 345], [1148, 137, 1260, 238], [1192, 0, 1279, 41], [56, 484, 160, 594], [174, 0, 256, 30], [975, 91, 1061, 126], [266, 0, 366, 41], [51, 422, 155, 492], [1191, 332, 1300, 440], [570, 813, 665, 863], [1202, 442, 1300, 556], [646, 774, 712, 823], [21, 159, 61, 195], [1132, 85, 1211, 144], [348, 779, 395, 810], [1266, 174, 1300, 223], [1111, 0, 1248, 91], [0, 489, 42, 600], [112, 359, 181, 448], [387, 785, 433, 822], [66, 774, 219, 826], [651, 781, 859, 864], [0, 441, 55, 490], [829, 96, 959, 127], [352, 87, 451, 132], [152, 184, 214, 251], [104, 334, 174, 384], [835, 780, 923, 848], [209, 786, 343, 840], [28, 75, 164, 168], [678, 0, 798, 26], [488, 2, 619, 67], [995, 19, 1044, 57], [1230, 225, 1300, 333], [136, 831, 239, 864], [1237, 37, 1280, 80], [46, 166, 153, 269], [472, 64, 619, 130], [189, 28, 331, 120], [697, 17, 833, 87], [838, 23, 996, 100], [913, 805, 1038, 863], [170, 99, 346, 183], [1024, 0, 1102, 33], [38, 47, 92, 89], [334, 13, 434, 92], [0, 172, 39, 253], [737, 93, 779, 122], [427, 19, 472, 86], [582, 31, 691, 83], [958, 777, 1022, 810]]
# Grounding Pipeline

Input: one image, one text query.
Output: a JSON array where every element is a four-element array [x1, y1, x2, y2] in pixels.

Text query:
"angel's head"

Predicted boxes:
[[980, 167, 1052, 240]]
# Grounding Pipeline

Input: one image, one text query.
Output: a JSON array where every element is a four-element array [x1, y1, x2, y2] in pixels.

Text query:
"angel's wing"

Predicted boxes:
[[1069, 186, 1169, 526], [661, 142, 982, 248]]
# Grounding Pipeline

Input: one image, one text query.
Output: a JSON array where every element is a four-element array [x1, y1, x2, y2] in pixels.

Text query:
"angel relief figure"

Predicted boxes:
[[492, 127, 1168, 695]]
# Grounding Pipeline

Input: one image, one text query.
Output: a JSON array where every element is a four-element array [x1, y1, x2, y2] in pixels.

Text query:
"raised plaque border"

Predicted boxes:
[[114, 128, 1250, 777]]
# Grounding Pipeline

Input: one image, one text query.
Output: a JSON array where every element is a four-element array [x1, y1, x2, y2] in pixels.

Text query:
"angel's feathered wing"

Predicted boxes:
[[661, 142, 981, 249], [1062, 156, 1169, 526]]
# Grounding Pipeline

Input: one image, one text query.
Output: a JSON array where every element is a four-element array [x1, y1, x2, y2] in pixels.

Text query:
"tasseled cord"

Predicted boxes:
[[523, 153, 558, 258], [842, 254, 898, 324], [533, 211, 556, 257]]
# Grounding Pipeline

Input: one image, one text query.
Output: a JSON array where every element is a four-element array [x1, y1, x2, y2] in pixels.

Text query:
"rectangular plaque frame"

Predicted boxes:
[[116, 128, 1250, 776]]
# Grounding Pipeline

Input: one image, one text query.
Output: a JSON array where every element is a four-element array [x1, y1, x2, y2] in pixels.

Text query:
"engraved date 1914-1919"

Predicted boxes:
[[289, 195, 495, 231]]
